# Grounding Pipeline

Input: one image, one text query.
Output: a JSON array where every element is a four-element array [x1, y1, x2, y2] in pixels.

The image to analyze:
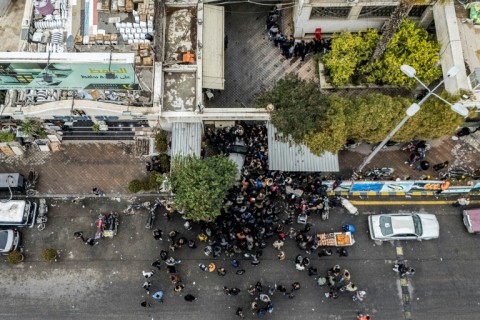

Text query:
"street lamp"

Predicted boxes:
[[356, 65, 469, 173]]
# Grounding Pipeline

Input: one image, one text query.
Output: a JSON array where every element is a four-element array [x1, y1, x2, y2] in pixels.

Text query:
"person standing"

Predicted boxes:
[[184, 294, 196, 302], [152, 291, 164, 302], [352, 290, 367, 302], [153, 229, 163, 240], [235, 307, 245, 318], [142, 281, 152, 292], [74, 231, 86, 242]]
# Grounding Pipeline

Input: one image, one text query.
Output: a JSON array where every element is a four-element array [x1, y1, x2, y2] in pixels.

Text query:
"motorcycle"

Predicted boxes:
[[145, 201, 159, 229], [401, 140, 430, 153], [36, 198, 48, 231], [371, 140, 399, 151], [364, 167, 394, 179]]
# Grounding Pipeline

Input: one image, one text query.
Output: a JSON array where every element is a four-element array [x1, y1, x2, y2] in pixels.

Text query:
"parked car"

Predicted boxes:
[[0, 229, 21, 254], [463, 208, 480, 234], [368, 213, 439, 241]]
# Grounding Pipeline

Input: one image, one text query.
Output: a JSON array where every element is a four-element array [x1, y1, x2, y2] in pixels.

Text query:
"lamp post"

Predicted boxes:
[[356, 65, 469, 173]]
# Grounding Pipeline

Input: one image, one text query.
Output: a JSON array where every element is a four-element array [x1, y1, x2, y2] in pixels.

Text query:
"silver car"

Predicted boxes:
[[368, 213, 439, 241], [0, 229, 21, 254]]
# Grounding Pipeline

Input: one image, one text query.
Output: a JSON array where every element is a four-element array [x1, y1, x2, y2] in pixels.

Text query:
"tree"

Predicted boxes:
[[392, 91, 466, 140], [369, 1, 415, 62], [170, 155, 237, 222], [363, 19, 441, 87], [303, 96, 348, 154], [345, 94, 411, 142], [255, 74, 331, 142], [323, 30, 379, 87]]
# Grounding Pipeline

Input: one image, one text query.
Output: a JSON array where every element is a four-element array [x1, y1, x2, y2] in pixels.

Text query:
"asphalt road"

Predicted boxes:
[[1, 197, 478, 320]]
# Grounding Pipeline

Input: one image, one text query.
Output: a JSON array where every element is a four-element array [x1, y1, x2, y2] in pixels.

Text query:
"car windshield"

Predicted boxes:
[[379, 216, 393, 236], [412, 214, 423, 236], [0, 231, 8, 249]]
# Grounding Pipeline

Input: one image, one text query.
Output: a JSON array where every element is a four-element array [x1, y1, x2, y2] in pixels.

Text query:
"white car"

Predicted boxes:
[[0, 229, 21, 254], [368, 213, 439, 241]]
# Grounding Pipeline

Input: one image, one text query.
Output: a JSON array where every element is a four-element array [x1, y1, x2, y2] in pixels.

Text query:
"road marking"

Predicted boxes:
[[394, 240, 413, 320], [349, 200, 480, 205]]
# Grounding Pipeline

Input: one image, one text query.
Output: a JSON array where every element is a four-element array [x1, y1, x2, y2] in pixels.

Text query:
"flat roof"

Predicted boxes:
[[0, 0, 24, 52]]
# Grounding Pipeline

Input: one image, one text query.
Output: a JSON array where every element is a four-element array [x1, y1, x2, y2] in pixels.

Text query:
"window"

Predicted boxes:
[[359, 6, 396, 18], [311, 7, 350, 19], [379, 216, 393, 236], [409, 5, 429, 17], [412, 214, 423, 236]]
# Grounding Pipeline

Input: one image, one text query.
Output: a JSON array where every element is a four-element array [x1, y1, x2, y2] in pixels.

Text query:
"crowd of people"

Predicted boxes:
[[266, 6, 331, 61], [131, 122, 371, 317]]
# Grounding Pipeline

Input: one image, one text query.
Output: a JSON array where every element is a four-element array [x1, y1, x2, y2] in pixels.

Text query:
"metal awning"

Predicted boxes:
[[267, 122, 339, 172], [171, 122, 203, 157], [202, 4, 225, 90]]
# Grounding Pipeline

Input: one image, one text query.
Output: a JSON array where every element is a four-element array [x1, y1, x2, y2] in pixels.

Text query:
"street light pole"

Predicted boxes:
[[356, 65, 468, 173]]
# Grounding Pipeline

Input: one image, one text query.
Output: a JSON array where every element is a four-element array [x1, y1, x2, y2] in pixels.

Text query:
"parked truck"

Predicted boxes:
[[0, 200, 37, 228]]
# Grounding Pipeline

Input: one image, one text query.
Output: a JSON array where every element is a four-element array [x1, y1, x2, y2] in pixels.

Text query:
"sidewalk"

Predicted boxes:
[[0, 142, 145, 195], [337, 133, 480, 181]]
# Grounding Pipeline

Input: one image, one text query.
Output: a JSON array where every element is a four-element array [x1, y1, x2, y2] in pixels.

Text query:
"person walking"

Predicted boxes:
[[151, 260, 162, 270], [142, 281, 152, 292], [142, 270, 154, 278], [140, 300, 151, 308], [74, 231, 86, 242], [152, 291, 164, 302], [352, 290, 367, 302]]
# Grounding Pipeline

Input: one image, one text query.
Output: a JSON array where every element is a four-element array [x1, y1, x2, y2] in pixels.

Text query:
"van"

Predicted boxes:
[[463, 208, 480, 234], [0, 173, 25, 193], [0, 200, 37, 228]]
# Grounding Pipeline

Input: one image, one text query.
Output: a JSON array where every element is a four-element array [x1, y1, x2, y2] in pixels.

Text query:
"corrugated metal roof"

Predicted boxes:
[[267, 122, 339, 172], [171, 122, 203, 157]]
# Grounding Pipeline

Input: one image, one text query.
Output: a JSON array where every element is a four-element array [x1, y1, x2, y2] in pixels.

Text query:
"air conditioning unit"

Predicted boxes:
[[346, 0, 358, 4]]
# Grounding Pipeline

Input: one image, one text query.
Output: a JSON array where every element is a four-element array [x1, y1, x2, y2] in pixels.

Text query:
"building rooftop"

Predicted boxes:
[[0, 0, 25, 52]]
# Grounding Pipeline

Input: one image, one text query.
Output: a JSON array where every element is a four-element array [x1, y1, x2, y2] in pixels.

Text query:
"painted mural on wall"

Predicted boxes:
[[0, 62, 140, 90]]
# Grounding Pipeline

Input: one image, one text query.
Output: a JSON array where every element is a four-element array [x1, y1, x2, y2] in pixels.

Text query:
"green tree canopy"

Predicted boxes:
[[255, 74, 331, 142], [363, 19, 441, 86], [393, 92, 466, 140], [256, 76, 466, 154], [323, 19, 441, 87], [170, 155, 237, 222], [323, 29, 380, 87], [345, 94, 411, 142]]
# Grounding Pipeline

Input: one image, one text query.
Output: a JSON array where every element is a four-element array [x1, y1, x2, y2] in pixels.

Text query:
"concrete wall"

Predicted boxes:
[[434, 3, 470, 93], [293, 5, 385, 37]]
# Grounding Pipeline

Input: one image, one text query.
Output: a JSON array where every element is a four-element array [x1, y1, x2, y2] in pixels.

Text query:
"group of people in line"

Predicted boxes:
[[266, 6, 331, 61]]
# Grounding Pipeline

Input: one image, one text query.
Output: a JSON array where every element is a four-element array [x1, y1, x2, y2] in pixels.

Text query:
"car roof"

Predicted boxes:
[[390, 216, 415, 234]]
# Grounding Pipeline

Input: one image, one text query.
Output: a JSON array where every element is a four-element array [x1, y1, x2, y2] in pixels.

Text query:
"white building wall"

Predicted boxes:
[[433, 3, 470, 93]]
